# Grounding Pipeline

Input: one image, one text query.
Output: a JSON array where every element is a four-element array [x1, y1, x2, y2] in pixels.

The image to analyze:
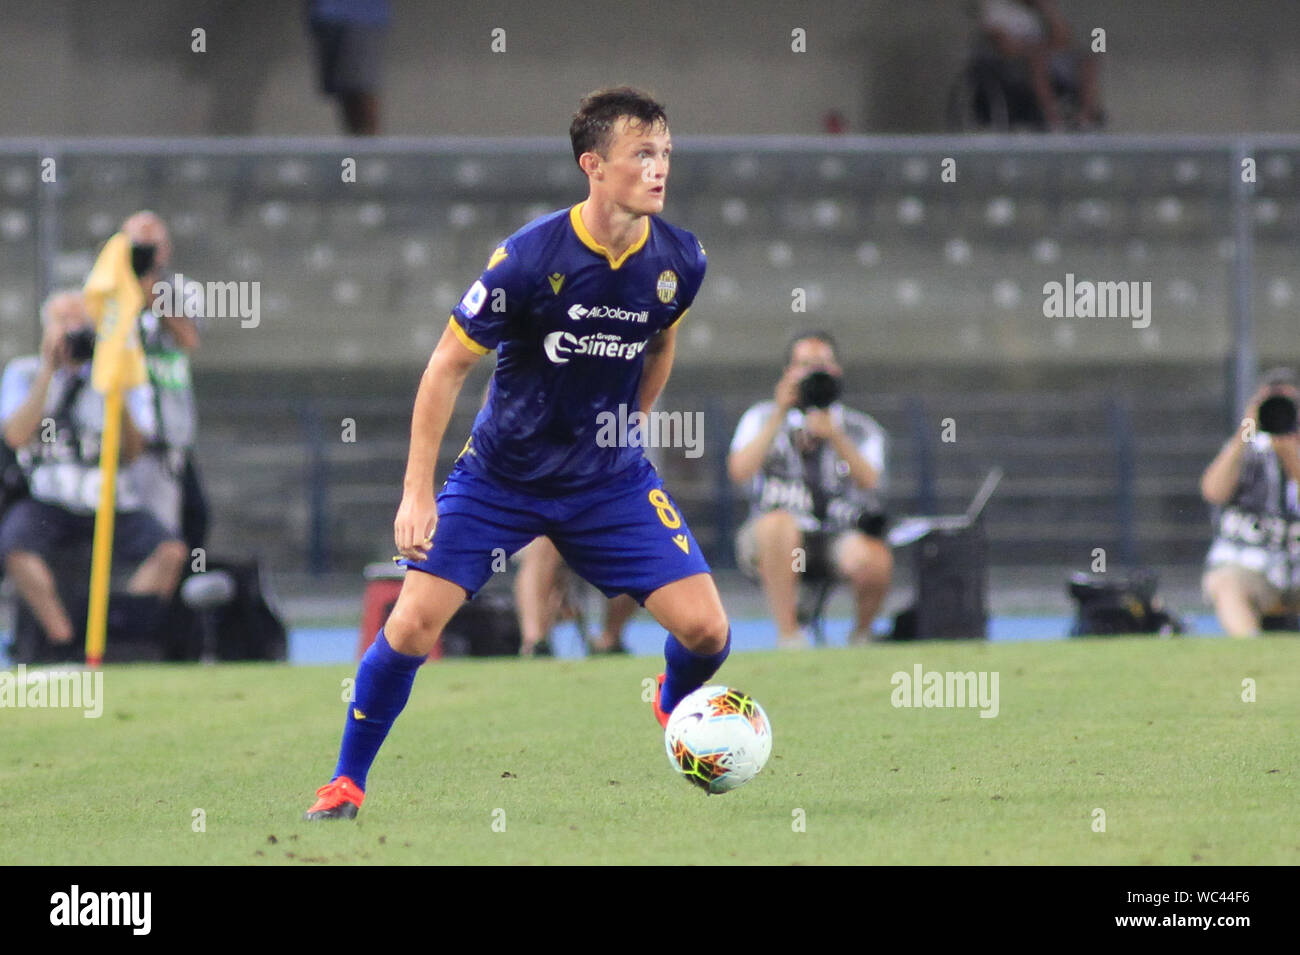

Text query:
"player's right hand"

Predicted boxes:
[[394, 493, 438, 562]]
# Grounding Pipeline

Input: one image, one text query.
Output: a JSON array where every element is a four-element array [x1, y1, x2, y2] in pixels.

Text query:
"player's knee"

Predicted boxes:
[[675, 610, 730, 655], [383, 601, 444, 653]]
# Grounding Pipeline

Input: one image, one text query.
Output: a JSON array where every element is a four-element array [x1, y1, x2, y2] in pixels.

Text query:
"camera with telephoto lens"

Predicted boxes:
[[64, 326, 96, 363], [1257, 394, 1298, 435], [130, 242, 157, 278], [796, 370, 842, 410]]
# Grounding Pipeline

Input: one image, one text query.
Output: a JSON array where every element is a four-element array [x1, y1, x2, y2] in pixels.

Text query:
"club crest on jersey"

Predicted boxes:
[[548, 272, 565, 294], [656, 270, 679, 304]]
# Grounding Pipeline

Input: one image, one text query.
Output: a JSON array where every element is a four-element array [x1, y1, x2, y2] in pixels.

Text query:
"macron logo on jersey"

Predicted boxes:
[[544, 330, 648, 364], [567, 303, 649, 324]]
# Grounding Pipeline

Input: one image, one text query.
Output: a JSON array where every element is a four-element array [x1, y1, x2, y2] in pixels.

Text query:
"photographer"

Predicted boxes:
[[727, 330, 891, 648], [121, 210, 208, 552], [1201, 367, 1300, 637], [0, 290, 187, 646]]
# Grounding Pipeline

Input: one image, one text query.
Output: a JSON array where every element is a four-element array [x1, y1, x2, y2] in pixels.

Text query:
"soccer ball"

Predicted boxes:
[[664, 685, 772, 794]]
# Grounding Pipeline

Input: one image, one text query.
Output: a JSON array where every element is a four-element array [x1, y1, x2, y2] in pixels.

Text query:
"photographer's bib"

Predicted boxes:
[[1206, 434, 1300, 590], [1207, 506, 1300, 591], [730, 400, 886, 534], [28, 459, 144, 515], [10, 364, 152, 516]]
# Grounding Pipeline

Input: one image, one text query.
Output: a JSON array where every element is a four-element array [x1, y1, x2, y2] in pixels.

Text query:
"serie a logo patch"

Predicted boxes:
[[656, 270, 678, 304]]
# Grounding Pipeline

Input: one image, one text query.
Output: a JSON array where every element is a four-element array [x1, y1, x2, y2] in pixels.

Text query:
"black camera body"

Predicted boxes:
[[64, 326, 97, 363], [797, 370, 841, 410], [131, 242, 157, 278], [1258, 394, 1298, 435]]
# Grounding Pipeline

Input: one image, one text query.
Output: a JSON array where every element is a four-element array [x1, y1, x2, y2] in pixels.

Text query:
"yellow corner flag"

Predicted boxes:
[[81, 232, 148, 667], [84, 232, 148, 392]]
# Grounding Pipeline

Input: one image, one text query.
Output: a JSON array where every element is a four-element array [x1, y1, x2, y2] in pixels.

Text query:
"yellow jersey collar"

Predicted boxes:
[[569, 202, 650, 270]]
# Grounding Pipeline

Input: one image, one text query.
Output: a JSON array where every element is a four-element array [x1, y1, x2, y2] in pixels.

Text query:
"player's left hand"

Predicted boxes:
[[803, 408, 834, 440]]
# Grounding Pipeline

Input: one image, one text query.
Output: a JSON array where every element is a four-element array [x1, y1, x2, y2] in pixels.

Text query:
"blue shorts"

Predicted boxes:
[[400, 456, 711, 604]]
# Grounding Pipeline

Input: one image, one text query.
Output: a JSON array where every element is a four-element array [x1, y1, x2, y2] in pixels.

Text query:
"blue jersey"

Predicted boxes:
[[448, 202, 707, 494]]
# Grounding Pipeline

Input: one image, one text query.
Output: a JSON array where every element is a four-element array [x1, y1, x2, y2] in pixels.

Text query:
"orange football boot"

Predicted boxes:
[[303, 776, 365, 821], [652, 673, 671, 729]]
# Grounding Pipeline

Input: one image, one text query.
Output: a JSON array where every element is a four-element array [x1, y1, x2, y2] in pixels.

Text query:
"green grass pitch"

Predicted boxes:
[[1, 637, 1295, 865]]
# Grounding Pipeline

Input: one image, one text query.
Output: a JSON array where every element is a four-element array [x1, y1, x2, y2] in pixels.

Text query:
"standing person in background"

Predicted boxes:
[[1201, 367, 1300, 637], [306, 0, 391, 135], [122, 211, 209, 555]]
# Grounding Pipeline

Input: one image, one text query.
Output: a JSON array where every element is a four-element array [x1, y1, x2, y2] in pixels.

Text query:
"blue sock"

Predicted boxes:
[[661, 628, 731, 714], [333, 629, 425, 792]]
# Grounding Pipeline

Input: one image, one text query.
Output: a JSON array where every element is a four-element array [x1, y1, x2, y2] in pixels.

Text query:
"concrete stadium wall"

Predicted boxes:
[[2, 0, 1299, 137]]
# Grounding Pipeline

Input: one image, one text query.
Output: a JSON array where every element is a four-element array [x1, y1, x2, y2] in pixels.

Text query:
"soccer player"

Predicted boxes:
[[305, 87, 731, 820]]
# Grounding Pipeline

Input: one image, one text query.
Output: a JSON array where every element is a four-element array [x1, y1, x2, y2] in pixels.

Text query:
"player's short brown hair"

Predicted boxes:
[[570, 87, 668, 166]]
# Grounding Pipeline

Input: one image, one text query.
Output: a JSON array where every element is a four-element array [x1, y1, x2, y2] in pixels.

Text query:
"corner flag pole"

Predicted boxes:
[[85, 387, 124, 668], [82, 233, 147, 668]]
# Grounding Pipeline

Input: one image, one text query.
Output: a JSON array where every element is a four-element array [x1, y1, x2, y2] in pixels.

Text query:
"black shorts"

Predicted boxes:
[[310, 20, 385, 95], [0, 498, 176, 566]]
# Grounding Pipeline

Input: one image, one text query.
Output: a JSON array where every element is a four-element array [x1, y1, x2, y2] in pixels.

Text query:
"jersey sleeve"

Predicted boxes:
[[668, 235, 708, 327], [448, 238, 531, 354]]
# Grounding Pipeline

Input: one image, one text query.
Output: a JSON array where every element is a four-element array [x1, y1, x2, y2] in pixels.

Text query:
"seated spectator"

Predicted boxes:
[[514, 535, 637, 656], [727, 331, 892, 649], [978, 0, 1103, 130], [1201, 367, 1300, 637], [0, 290, 187, 646]]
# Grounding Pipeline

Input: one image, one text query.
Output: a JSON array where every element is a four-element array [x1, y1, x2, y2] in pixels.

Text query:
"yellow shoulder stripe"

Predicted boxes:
[[448, 315, 490, 355]]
